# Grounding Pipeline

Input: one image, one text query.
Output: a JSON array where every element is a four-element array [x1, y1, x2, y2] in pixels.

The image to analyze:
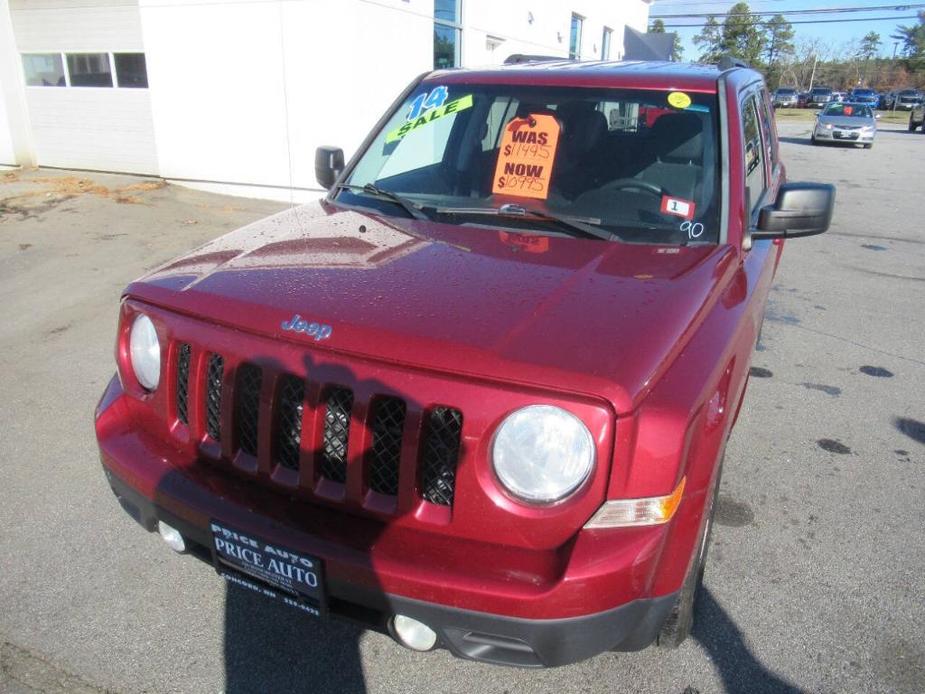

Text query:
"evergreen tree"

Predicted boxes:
[[693, 16, 723, 63], [720, 2, 765, 66], [891, 11, 925, 72], [858, 32, 882, 61], [764, 14, 795, 66]]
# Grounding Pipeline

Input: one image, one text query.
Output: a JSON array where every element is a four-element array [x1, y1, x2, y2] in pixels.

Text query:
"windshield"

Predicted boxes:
[[852, 89, 875, 95], [822, 103, 872, 118], [812, 88, 832, 95], [777, 88, 796, 95], [340, 82, 721, 245]]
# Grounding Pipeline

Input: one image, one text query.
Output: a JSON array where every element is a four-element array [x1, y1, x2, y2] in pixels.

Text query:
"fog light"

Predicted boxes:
[[391, 615, 437, 651], [158, 521, 186, 553]]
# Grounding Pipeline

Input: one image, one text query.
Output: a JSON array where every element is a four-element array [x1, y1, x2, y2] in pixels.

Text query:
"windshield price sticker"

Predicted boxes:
[[385, 94, 474, 143], [406, 86, 448, 121], [492, 114, 561, 200], [660, 194, 696, 220]]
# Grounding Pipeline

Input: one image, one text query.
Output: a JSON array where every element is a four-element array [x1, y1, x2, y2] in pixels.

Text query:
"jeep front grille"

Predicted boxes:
[[320, 387, 352, 484], [368, 397, 407, 496], [205, 354, 224, 441], [173, 346, 463, 511], [420, 407, 463, 506], [235, 363, 262, 456], [274, 375, 304, 471], [175, 343, 191, 424]]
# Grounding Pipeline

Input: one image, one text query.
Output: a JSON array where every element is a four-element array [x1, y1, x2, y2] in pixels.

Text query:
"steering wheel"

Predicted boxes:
[[600, 178, 666, 198]]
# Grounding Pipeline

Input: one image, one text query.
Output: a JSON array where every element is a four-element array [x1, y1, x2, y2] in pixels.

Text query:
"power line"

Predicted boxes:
[[658, 15, 921, 28], [652, 3, 925, 19]]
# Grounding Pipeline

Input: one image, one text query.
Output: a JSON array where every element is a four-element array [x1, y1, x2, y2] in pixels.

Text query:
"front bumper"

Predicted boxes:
[[813, 127, 875, 143], [97, 377, 680, 666]]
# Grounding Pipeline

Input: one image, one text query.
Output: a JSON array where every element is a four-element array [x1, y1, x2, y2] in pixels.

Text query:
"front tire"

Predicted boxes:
[[656, 460, 721, 649]]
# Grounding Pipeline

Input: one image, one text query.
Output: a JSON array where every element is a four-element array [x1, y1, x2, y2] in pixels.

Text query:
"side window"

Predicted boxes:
[[742, 95, 766, 213], [481, 98, 518, 151], [758, 89, 778, 167]]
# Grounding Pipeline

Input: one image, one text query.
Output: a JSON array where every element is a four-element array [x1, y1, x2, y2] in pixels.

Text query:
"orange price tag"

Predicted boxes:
[[492, 114, 561, 200]]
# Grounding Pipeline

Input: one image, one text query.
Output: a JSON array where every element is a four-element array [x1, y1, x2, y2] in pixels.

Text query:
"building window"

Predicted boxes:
[[569, 13, 583, 59], [67, 53, 113, 87], [22, 54, 65, 87], [114, 53, 148, 88], [434, 0, 461, 69], [22, 52, 148, 89], [601, 27, 612, 60]]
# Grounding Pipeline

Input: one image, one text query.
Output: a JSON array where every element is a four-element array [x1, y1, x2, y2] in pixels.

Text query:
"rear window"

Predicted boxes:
[[343, 83, 721, 245]]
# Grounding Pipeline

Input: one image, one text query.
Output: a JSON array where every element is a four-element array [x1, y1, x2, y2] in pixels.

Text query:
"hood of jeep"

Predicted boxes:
[[128, 202, 736, 413]]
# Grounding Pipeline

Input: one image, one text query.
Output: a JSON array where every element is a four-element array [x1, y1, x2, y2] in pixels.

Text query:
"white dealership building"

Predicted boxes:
[[0, 0, 653, 199]]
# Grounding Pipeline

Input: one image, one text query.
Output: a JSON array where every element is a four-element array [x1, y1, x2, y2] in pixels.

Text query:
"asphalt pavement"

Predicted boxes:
[[0, 121, 923, 694]]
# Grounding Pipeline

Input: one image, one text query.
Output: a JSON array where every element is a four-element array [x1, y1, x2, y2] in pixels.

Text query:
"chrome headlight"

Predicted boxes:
[[129, 314, 161, 390], [492, 405, 595, 504]]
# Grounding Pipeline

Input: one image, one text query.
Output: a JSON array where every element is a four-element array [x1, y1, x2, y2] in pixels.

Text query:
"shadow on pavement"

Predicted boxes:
[[693, 586, 804, 694], [894, 416, 925, 445], [777, 136, 814, 147], [224, 583, 367, 694]]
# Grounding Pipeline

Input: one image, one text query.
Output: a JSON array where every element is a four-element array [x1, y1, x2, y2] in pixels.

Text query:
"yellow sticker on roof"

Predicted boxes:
[[667, 91, 692, 109], [384, 94, 474, 143]]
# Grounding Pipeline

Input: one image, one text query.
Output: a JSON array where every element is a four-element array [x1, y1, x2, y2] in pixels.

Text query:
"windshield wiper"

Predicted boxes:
[[435, 203, 615, 242], [336, 183, 431, 221]]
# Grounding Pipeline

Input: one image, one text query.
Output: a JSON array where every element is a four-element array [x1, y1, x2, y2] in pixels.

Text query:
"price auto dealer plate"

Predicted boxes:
[[210, 521, 325, 617]]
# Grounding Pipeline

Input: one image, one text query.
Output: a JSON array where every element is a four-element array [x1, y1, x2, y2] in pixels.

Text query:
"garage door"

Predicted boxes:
[[11, 0, 158, 174]]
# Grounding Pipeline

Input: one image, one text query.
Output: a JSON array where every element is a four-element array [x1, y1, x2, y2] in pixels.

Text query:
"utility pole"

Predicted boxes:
[[808, 55, 818, 91]]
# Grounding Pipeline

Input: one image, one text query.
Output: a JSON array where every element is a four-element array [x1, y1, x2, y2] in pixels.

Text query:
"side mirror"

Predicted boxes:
[[315, 146, 345, 190], [753, 182, 835, 240]]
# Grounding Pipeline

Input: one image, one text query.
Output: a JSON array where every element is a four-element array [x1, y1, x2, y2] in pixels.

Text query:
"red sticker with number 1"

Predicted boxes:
[[660, 195, 696, 220]]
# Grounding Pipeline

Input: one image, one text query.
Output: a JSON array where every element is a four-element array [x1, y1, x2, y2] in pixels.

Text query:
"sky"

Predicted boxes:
[[651, 0, 923, 59]]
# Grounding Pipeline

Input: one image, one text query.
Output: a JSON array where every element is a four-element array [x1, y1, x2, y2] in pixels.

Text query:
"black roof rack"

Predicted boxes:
[[504, 54, 572, 65], [717, 56, 750, 71]]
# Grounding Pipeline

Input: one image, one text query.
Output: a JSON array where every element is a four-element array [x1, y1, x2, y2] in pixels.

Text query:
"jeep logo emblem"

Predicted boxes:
[[280, 314, 332, 342]]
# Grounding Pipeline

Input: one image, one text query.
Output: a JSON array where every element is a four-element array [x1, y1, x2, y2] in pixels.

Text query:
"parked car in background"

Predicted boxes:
[[832, 91, 847, 103], [95, 58, 836, 667], [798, 91, 810, 108], [772, 87, 799, 107], [909, 100, 925, 131], [807, 87, 835, 108], [848, 88, 879, 108], [884, 89, 923, 110], [811, 102, 878, 148]]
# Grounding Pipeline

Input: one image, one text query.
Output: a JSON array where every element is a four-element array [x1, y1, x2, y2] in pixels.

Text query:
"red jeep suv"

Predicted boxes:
[[95, 59, 834, 667]]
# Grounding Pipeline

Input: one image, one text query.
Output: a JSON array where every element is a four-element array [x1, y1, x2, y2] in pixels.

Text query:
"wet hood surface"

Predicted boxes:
[[129, 202, 735, 413]]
